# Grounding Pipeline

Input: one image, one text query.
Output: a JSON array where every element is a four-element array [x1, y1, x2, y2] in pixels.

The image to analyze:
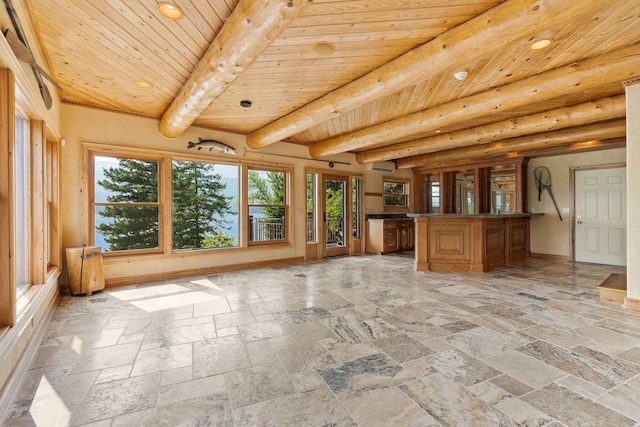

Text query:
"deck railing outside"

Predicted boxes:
[[249, 216, 285, 241]]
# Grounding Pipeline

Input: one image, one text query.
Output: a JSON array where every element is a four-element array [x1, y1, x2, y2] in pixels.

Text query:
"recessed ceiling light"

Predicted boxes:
[[158, 2, 183, 19], [530, 39, 552, 50], [240, 100, 252, 108], [136, 81, 153, 89], [311, 42, 336, 56]]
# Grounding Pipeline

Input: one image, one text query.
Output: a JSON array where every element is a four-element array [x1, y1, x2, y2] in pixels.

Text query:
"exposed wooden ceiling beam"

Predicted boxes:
[[311, 43, 640, 158], [246, 0, 609, 149], [517, 137, 626, 159], [412, 138, 625, 174], [158, 0, 310, 139], [396, 119, 626, 169], [356, 95, 626, 163]]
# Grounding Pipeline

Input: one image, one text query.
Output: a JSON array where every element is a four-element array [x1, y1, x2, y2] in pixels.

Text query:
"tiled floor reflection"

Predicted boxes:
[[5, 255, 639, 426]]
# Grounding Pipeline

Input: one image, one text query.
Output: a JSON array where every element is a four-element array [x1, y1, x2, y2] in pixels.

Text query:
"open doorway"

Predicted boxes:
[[323, 175, 349, 257]]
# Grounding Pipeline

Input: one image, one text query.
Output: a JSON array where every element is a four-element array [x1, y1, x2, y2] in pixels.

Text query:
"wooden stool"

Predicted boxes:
[[65, 246, 105, 296]]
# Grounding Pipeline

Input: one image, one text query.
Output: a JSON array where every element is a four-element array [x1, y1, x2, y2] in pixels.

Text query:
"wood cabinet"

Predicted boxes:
[[396, 220, 414, 250], [412, 214, 531, 272], [366, 219, 414, 254]]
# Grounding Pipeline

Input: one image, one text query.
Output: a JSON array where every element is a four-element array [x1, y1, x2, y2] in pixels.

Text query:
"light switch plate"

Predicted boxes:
[[562, 207, 570, 214]]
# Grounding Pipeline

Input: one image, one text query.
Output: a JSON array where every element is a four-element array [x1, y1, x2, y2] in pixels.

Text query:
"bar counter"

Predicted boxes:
[[407, 213, 532, 273]]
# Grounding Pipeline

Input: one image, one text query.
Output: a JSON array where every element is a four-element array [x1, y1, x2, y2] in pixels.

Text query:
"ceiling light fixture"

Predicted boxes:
[[240, 100, 252, 108], [158, 2, 183, 19], [136, 81, 153, 89], [311, 42, 336, 56], [453, 71, 468, 81], [530, 39, 552, 50]]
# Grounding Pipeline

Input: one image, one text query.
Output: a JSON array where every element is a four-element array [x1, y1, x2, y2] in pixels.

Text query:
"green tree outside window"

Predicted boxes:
[[95, 156, 237, 252]]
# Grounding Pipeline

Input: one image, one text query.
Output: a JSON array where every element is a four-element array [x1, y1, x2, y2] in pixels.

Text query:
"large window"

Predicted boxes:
[[92, 153, 243, 253], [93, 155, 161, 253], [248, 168, 287, 242], [172, 160, 239, 249], [90, 149, 291, 252], [14, 113, 30, 298]]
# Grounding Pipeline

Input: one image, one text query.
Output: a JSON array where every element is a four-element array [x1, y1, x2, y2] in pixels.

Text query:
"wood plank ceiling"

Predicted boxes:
[[22, 0, 640, 167]]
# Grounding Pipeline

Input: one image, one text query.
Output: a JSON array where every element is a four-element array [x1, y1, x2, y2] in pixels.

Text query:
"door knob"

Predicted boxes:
[[577, 221, 583, 225]]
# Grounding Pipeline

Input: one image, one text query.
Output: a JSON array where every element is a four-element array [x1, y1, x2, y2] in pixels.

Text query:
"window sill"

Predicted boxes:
[[247, 240, 292, 248], [16, 267, 60, 322]]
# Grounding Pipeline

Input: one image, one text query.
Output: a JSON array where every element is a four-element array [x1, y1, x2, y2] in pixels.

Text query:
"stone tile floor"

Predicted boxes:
[[4, 255, 639, 426]]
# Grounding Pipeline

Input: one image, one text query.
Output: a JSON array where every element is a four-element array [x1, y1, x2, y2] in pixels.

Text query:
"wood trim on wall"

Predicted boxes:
[[529, 253, 571, 262], [306, 243, 320, 261], [516, 160, 528, 213], [30, 120, 46, 285], [475, 167, 490, 214], [160, 156, 172, 254], [46, 139, 62, 270], [0, 68, 16, 327], [440, 171, 455, 214], [624, 297, 640, 311], [103, 256, 305, 288]]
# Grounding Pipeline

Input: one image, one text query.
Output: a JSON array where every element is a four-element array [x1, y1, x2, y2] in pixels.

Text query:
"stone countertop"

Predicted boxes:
[[407, 213, 535, 219], [365, 213, 412, 220]]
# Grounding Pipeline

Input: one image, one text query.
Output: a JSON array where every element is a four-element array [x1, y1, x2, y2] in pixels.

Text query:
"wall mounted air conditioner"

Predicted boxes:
[[366, 161, 396, 173]]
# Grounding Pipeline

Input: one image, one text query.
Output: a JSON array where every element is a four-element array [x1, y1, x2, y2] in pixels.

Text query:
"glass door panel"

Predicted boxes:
[[324, 175, 349, 257]]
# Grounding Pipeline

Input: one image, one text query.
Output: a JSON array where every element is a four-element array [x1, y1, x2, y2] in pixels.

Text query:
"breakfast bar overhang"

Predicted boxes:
[[409, 213, 533, 273]]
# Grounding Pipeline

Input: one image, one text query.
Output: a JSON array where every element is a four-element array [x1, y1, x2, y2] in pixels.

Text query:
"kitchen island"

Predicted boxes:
[[408, 213, 532, 273]]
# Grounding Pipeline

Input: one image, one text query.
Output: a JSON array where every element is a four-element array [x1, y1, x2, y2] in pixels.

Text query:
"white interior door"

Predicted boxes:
[[575, 167, 626, 266]]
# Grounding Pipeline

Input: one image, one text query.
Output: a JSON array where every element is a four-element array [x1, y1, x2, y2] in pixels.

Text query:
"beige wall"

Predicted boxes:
[[527, 148, 626, 257], [626, 83, 640, 299], [59, 104, 412, 284]]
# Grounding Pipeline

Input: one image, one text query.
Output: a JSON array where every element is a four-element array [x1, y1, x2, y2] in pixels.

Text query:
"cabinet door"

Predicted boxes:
[[396, 220, 414, 250], [407, 226, 414, 250], [383, 228, 398, 252]]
